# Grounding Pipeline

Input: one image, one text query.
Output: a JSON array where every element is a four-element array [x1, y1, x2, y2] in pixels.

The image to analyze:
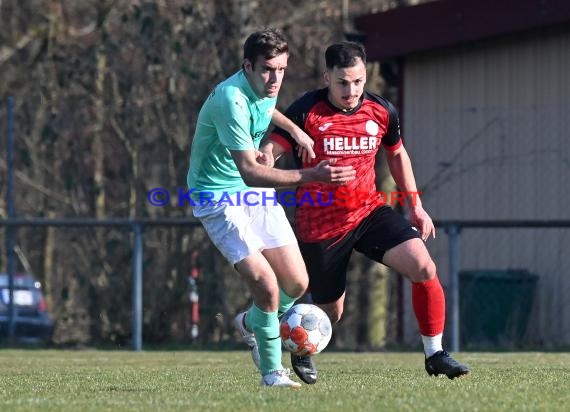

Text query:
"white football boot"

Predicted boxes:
[[233, 312, 261, 371], [260, 369, 302, 388]]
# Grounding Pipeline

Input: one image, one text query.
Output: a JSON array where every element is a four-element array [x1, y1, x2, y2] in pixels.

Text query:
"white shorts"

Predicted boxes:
[[192, 189, 298, 265]]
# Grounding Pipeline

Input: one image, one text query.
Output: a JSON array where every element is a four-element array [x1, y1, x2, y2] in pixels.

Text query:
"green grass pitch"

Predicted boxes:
[[0, 350, 568, 411]]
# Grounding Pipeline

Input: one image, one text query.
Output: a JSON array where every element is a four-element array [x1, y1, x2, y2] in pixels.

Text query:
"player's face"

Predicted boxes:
[[324, 58, 367, 111], [244, 53, 288, 98]]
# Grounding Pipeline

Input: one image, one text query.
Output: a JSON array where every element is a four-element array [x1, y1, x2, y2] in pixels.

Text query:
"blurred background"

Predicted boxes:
[[0, 0, 568, 352]]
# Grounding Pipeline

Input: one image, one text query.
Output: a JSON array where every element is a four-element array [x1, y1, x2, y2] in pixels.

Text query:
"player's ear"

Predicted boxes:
[[323, 69, 330, 85], [243, 59, 253, 73]]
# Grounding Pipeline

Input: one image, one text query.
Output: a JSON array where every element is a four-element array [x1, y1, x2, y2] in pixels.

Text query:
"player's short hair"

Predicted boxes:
[[243, 28, 289, 67], [325, 41, 367, 69]]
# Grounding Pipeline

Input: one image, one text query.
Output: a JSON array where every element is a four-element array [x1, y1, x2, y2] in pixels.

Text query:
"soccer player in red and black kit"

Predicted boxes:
[[262, 41, 469, 383]]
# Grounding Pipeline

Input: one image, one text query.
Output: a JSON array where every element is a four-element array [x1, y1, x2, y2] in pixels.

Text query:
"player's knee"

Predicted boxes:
[[252, 283, 281, 310], [325, 307, 343, 324], [283, 277, 309, 299], [292, 281, 309, 299], [414, 259, 437, 282]]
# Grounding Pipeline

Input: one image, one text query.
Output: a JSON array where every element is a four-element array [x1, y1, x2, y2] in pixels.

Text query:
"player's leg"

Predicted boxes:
[[356, 206, 469, 379], [382, 239, 469, 378], [254, 196, 310, 318], [298, 234, 355, 323], [290, 231, 356, 384], [235, 254, 301, 388], [261, 244, 308, 317], [262, 244, 318, 386], [382, 238, 445, 354], [242, 196, 310, 387], [233, 198, 309, 387], [235, 252, 299, 387], [193, 199, 300, 387], [316, 292, 346, 324], [356, 206, 443, 353]]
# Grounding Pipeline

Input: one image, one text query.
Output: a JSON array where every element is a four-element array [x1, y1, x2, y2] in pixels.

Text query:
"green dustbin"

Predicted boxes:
[[459, 269, 538, 348]]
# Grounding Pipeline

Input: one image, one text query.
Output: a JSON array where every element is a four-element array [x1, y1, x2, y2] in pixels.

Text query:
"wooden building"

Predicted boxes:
[[355, 0, 570, 347]]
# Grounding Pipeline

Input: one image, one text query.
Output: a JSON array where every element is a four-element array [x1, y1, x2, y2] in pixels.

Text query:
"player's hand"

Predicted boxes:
[[313, 159, 356, 184], [255, 150, 274, 167], [409, 205, 435, 241], [290, 128, 316, 164], [297, 145, 315, 165]]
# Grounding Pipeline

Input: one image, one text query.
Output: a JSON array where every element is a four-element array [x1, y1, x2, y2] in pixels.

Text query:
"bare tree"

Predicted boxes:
[[0, 0, 421, 347]]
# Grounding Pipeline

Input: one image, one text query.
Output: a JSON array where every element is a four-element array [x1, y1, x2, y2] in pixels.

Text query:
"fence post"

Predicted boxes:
[[445, 224, 461, 352], [132, 222, 143, 351], [6, 96, 17, 343]]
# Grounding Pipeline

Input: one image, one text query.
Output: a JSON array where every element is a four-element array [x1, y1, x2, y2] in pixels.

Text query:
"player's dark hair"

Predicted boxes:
[[243, 28, 289, 69], [325, 41, 366, 69]]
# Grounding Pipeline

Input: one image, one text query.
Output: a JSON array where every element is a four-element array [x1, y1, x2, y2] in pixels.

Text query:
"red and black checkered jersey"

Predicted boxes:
[[269, 88, 403, 242]]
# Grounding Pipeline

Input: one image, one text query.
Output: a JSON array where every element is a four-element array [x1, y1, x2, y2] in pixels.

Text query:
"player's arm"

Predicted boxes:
[[271, 109, 315, 162], [231, 149, 353, 187], [384, 146, 434, 241], [380, 99, 435, 241], [214, 90, 345, 186], [259, 137, 289, 168]]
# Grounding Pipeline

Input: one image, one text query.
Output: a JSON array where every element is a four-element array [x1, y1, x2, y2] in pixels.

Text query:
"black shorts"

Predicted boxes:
[[298, 205, 420, 304]]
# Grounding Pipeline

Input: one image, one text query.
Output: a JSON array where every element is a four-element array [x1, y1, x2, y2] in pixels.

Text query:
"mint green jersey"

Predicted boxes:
[[187, 70, 276, 201]]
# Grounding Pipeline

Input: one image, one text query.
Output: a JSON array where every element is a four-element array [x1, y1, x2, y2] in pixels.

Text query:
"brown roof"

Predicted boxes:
[[354, 0, 570, 60]]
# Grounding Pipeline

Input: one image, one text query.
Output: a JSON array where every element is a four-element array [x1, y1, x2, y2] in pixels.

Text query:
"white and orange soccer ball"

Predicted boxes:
[[279, 303, 332, 356]]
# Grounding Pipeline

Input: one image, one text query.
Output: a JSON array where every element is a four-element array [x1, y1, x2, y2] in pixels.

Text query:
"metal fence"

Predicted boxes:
[[0, 218, 201, 351], [2, 218, 569, 351], [439, 220, 570, 352]]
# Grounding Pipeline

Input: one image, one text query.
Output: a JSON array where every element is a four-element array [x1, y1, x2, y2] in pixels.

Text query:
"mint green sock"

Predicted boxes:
[[278, 288, 297, 318], [246, 304, 282, 375], [244, 287, 296, 327]]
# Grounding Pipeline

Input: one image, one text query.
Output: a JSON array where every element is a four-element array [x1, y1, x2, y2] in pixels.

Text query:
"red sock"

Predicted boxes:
[[411, 276, 445, 336]]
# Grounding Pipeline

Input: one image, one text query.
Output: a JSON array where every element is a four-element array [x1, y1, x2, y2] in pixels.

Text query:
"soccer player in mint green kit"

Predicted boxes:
[[187, 28, 356, 388]]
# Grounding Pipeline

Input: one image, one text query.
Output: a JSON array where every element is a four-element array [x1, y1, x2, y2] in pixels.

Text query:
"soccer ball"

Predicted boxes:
[[280, 303, 332, 356]]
